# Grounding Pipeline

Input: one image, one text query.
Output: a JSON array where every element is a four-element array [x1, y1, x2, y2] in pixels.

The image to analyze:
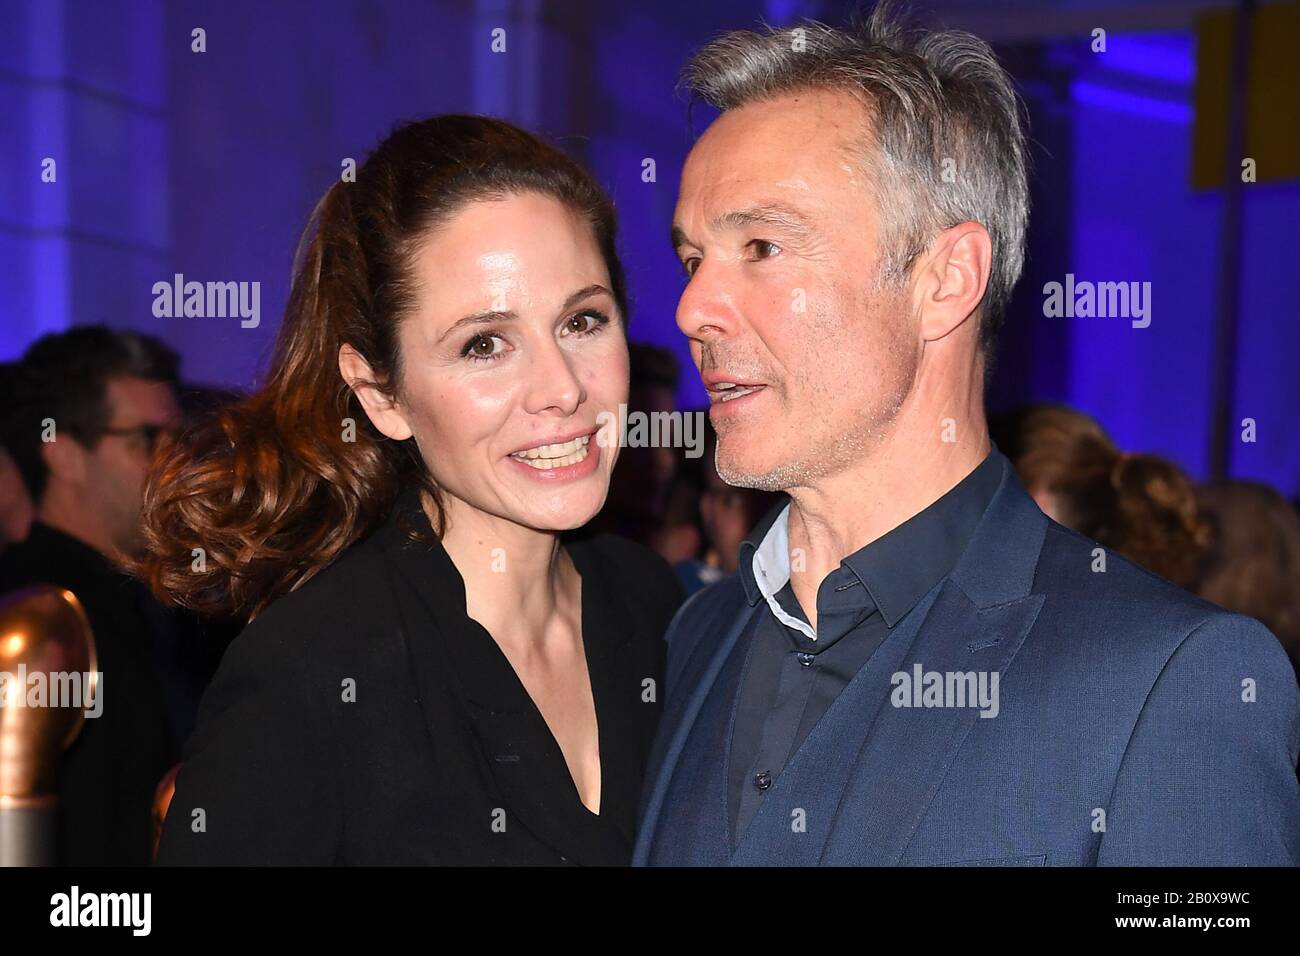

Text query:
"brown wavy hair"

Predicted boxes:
[[131, 115, 627, 620], [1196, 481, 1300, 674], [995, 403, 1210, 588]]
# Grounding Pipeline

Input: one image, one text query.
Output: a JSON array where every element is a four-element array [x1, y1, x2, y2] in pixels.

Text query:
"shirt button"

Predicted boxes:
[[754, 770, 773, 792], [796, 652, 815, 667]]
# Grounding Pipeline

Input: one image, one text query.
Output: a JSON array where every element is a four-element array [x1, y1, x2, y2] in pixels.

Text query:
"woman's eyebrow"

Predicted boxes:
[[438, 284, 612, 343], [562, 283, 611, 310], [438, 309, 517, 344]]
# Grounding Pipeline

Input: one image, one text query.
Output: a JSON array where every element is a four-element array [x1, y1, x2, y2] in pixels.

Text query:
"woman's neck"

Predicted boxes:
[[431, 492, 578, 649]]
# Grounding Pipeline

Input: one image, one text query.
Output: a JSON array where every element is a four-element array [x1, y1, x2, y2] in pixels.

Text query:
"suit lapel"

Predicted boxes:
[[722, 457, 1052, 867], [819, 584, 1044, 865], [729, 582, 942, 865], [819, 460, 1050, 865]]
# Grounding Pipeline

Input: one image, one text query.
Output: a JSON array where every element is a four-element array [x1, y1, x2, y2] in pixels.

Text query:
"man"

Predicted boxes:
[[0, 326, 182, 865], [0, 365, 35, 552], [634, 7, 1299, 865]]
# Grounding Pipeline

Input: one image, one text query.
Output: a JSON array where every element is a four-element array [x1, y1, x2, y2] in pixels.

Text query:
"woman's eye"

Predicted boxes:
[[463, 333, 506, 361], [748, 239, 781, 261], [563, 309, 610, 336]]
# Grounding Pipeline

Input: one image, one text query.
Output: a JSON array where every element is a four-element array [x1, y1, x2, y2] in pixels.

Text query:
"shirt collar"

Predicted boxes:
[[739, 497, 789, 606], [844, 449, 1003, 626], [744, 500, 817, 640], [737, 449, 1006, 632]]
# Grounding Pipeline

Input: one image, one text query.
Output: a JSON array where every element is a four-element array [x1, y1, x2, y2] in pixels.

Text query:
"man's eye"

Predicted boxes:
[[748, 239, 781, 260], [681, 257, 700, 278]]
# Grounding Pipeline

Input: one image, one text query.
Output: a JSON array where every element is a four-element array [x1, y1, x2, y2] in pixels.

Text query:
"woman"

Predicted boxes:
[[1196, 480, 1300, 678], [993, 403, 1209, 589], [137, 116, 684, 865]]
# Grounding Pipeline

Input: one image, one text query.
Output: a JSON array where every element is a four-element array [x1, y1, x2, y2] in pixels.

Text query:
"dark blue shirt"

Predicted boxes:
[[729, 450, 1003, 843]]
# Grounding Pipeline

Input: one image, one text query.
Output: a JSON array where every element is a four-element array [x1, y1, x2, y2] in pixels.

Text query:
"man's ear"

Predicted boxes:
[[338, 344, 413, 441], [912, 222, 992, 343], [40, 427, 89, 489]]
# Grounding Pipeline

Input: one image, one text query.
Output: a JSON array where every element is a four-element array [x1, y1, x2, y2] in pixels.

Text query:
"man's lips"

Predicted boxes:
[[706, 382, 767, 404]]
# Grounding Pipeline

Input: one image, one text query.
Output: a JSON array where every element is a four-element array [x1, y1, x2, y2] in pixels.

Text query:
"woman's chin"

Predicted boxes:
[[521, 494, 607, 532]]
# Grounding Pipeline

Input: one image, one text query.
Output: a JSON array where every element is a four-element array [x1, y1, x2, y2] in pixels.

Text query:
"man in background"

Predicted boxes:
[[0, 364, 35, 552], [0, 326, 181, 865]]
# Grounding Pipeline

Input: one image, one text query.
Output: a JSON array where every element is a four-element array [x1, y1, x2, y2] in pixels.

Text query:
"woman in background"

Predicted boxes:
[[993, 403, 1209, 590], [1196, 481, 1300, 679], [136, 115, 682, 865]]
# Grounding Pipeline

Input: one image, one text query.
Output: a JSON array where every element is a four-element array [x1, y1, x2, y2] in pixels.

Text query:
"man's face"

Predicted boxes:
[[88, 376, 182, 554], [672, 88, 921, 491]]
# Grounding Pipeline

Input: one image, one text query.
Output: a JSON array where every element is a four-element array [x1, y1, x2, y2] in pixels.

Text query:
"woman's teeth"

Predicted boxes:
[[510, 434, 591, 469]]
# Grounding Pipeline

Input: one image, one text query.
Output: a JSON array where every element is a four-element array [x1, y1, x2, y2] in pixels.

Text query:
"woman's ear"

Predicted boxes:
[[338, 344, 413, 441]]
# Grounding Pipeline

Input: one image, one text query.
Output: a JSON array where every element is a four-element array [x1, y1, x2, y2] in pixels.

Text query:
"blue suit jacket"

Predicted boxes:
[[633, 456, 1300, 865]]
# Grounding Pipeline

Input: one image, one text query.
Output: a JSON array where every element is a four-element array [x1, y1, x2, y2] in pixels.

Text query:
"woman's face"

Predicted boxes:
[[384, 192, 629, 533]]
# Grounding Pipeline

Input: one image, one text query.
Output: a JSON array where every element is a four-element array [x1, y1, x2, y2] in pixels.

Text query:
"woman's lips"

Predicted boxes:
[[505, 432, 601, 481], [509, 433, 591, 466]]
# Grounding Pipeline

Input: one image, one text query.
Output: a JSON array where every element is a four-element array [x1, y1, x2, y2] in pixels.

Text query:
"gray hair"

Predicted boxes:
[[682, 1, 1030, 352]]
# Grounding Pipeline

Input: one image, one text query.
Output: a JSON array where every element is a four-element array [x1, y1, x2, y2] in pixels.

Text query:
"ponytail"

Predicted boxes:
[[1104, 453, 1210, 589], [1005, 403, 1209, 588], [132, 179, 425, 619]]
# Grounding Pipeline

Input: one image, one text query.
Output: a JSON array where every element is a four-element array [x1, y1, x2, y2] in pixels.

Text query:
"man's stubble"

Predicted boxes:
[[713, 284, 918, 493]]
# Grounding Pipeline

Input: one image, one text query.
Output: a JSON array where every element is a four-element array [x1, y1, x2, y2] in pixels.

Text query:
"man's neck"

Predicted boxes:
[[37, 492, 118, 563], [783, 371, 990, 628]]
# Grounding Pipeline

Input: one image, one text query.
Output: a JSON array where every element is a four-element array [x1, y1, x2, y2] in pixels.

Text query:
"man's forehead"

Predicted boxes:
[[675, 160, 866, 241], [107, 375, 181, 424], [692, 89, 863, 161], [679, 93, 867, 210]]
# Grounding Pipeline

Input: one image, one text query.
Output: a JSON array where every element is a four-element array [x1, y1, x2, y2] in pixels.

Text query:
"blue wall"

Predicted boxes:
[[3, 0, 1297, 494]]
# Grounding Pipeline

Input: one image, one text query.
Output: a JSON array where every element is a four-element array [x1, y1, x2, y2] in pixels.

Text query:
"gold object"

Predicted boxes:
[[0, 586, 98, 800]]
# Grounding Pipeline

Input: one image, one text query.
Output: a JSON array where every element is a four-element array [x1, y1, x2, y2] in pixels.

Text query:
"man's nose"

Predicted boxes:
[[523, 338, 586, 416], [676, 260, 740, 343]]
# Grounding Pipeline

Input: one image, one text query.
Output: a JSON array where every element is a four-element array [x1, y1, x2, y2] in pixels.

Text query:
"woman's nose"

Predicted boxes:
[[522, 339, 585, 415]]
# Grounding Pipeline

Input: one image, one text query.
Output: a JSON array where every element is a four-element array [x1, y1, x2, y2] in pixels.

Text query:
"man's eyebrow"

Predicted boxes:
[[712, 203, 814, 236], [671, 203, 814, 253], [437, 284, 612, 344]]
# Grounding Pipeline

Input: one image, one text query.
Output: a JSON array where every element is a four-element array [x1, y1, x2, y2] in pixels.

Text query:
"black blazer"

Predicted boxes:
[[157, 484, 683, 865]]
